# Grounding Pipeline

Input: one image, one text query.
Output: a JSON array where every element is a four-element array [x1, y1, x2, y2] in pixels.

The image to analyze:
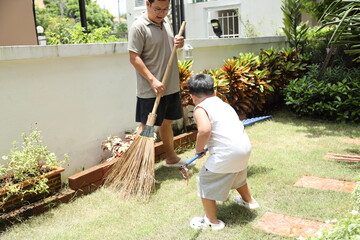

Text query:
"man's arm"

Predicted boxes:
[[129, 51, 165, 96]]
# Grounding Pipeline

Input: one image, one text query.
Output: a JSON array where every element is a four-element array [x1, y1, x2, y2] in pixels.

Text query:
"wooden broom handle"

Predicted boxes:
[[151, 21, 186, 114]]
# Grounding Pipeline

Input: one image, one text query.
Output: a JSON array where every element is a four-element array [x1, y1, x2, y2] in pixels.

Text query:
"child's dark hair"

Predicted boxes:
[[148, 0, 170, 3], [188, 74, 214, 97]]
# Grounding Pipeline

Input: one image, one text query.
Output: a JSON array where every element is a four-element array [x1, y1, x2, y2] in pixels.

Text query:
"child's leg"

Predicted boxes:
[[236, 183, 257, 204], [201, 198, 220, 224]]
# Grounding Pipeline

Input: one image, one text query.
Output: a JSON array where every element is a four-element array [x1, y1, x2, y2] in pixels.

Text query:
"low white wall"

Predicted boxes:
[[0, 36, 285, 179], [0, 43, 137, 179], [180, 37, 286, 73]]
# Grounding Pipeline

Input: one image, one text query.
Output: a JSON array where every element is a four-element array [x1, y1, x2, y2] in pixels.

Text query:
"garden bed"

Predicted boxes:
[[0, 167, 64, 213]]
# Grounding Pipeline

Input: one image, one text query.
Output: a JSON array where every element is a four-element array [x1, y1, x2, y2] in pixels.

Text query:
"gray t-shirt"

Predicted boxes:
[[128, 13, 180, 98]]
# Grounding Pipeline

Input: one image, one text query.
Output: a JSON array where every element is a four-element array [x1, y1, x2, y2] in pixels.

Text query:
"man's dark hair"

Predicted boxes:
[[188, 74, 214, 97], [148, 0, 170, 4]]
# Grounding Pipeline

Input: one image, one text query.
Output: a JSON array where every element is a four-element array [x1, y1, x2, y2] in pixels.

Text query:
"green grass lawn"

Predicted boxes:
[[1, 110, 359, 240]]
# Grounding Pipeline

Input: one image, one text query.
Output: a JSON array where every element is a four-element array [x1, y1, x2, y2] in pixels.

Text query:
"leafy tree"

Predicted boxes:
[[281, 0, 309, 51], [45, 19, 117, 45], [36, 0, 114, 31], [35, 0, 120, 44], [300, 0, 335, 21], [45, 17, 76, 44], [114, 22, 127, 34], [320, 0, 360, 63], [35, 7, 53, 30]]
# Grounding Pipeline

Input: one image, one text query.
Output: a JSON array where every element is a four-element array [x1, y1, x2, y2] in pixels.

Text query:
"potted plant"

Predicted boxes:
[[0, 128, 68, 213]]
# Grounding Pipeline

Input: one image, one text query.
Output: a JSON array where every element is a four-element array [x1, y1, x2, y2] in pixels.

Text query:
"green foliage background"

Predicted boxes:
[[35, 0, 128, 44]]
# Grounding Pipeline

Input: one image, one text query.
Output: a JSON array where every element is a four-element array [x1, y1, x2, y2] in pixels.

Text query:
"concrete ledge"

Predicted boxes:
[[0, 42, 128, 61], [187, 36, 286, 48]]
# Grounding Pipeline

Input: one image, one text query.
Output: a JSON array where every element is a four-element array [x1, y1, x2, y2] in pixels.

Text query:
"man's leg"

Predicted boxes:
[[159, 119, 180, 164]]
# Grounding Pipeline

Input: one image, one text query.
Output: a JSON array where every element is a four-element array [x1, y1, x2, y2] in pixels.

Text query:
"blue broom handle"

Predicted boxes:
[[181, 116, 272, 167], [183, 148, 209, 166]]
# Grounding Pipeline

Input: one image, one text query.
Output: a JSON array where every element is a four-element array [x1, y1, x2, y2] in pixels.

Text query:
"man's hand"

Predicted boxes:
[[150, 78, 165, 97], [174, 35, 184, 49]]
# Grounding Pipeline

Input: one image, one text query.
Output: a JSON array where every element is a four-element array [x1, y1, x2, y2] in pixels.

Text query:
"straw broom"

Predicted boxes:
[[105, 21, 187, 199]]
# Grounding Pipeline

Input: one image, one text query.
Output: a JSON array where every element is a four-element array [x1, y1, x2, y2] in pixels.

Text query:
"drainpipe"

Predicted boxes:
[[78, 0, 88, 32], [171, 0, 185, 37]]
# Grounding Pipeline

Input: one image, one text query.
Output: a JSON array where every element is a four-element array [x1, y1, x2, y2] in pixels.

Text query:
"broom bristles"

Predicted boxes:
[[104, 133, 155, 199], [104, 87, 158, 199]]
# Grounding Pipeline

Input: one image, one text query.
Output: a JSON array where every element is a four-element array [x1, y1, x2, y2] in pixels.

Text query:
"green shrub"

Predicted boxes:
[[310, 213, 360, 240], [283, 64, 360, 123], [221, 48, 306, 117], [310, 181, 360, 240], [302, 26, 334, 65], [179, 48, 307, 118], [178, 60, 194, 107]]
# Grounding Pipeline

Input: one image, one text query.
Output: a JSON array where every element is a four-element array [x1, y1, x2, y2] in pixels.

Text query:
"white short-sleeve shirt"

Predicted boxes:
[[128, 13, 180, 98], [195, 96, 251, 173]]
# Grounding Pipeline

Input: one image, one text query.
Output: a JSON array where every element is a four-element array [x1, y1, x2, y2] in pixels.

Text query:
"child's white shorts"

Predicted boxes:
[[197, 166, 247, 201]]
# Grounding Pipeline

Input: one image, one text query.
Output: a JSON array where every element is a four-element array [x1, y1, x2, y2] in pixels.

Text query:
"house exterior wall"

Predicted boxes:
[[0, 0, 38, 46], [126, 0, 284, 39]]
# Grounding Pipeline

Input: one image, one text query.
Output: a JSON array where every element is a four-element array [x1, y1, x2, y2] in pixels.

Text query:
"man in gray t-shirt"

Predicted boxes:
[[128, 0, 186, 167]]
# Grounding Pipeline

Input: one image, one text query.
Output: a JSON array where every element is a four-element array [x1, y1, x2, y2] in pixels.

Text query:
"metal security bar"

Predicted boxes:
[[218, 9, 239, 38], [209, 9, 240, 38]]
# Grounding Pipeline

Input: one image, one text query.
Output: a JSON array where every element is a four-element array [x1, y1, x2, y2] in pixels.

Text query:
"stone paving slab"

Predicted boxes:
[[294, 176, 357, 192], [343, 138, 360, 145], [254, 212, 332, 237], [324, 153, 360, 163]]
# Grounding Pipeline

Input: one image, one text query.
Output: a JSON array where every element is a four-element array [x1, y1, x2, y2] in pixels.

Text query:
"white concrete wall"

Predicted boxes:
[[185, 0, 241, 39], [0, 36, 285, 179], [0, 43, 137, 179], [240, 0, 284, 37], [179, 36, 286, 73]]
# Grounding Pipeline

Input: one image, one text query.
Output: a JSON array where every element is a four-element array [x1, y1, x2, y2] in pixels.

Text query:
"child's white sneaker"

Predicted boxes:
[[234, 196, 259, 209], [190, 216, 225, 230]]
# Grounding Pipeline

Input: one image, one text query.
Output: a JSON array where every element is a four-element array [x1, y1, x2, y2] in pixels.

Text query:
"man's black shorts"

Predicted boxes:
[[136, 92, 183, 126]]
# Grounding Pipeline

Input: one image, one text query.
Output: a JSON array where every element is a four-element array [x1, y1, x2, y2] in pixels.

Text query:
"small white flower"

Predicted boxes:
[[2, 155, 8, 160], [350, 210, 359, 215], [296, 236, 305, 240], [325, 220, 331, 224], [316, 232, 323, 237], [330, 219, 338, 223]]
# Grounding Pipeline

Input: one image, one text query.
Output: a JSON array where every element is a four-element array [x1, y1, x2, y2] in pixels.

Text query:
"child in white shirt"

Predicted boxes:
[[188, 74, 259, 230]]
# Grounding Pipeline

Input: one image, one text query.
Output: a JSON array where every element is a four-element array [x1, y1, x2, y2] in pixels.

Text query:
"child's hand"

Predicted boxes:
[[195, 150, 206, 159]]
